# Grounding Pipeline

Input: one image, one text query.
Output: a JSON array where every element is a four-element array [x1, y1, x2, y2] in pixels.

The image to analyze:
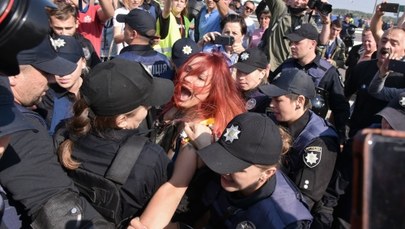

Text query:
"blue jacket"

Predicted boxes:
[[118, 45, 174, 80], [207, 171, 313, 229]]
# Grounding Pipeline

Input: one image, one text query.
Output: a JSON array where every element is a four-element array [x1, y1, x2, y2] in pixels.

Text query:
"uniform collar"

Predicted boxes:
[[294, 55, 322, 70], [226, 174, 276, 208], [120, 44, 154, 53], [284, 110, 310, 140], [49, 83, 74, 99]]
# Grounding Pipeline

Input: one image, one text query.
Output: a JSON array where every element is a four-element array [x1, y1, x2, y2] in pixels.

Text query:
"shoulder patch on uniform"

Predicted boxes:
[[236, 221, 256, 229], [245, 98, 257, 110], [303, 146, 322, 168]]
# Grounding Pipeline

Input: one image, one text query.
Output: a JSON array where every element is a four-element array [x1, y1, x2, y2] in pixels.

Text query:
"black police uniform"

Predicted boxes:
[[277, 110, 342, 228], [118, 45, 174, 80], [244, 88, 271, 114], [71, 128, 172, 220], [36, 83, 76, 135], [202, 171, 313, 229], [271, 55, 350, 143], [0, 104, 112, 228]]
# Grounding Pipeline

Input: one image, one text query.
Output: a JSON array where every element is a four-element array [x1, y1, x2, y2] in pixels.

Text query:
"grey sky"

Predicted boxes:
[[329, 0, 404, 14]]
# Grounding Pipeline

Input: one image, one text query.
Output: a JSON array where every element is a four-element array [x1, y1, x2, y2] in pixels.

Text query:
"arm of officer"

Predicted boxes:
[[324, 68, 350, 142], [344, 61, 363, 99], [296, 137, 338, 209]]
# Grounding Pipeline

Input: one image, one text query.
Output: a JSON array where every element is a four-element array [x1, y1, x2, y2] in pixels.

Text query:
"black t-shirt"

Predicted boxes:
[[0, 105, 78, 216]]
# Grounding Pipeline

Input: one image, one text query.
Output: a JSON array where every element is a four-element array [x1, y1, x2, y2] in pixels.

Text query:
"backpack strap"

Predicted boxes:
[[105, 134, 148, 185]]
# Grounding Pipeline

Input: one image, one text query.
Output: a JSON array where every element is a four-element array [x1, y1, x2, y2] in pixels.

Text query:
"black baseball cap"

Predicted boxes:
[[0, 77, 37, 137], [80, 58, 174, 116], [259, 68, 316, 99], [197, 112, 283, 174], [16, 36, 77, 76], [232, 48, 269, 74], [377, 92, 405, 131], [172, 38, 201, 68], [51, 35, 85, 63], [284, 23, 319, 42], [116, 9, 158, 38]]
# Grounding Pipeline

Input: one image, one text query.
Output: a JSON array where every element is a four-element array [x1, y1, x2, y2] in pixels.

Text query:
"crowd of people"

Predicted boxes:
[[1, 0, 405, 228]]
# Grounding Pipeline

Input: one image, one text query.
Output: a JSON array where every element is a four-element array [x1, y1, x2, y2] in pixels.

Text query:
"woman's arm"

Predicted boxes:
[[129, 123, 213, 229], [135, 144, 199, 229]]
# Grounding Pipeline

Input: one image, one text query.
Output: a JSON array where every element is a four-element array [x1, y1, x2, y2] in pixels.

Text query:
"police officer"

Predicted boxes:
[[270, 23, 350, 144], [116, 9, 174, 80], [0, 37, 113, 228], [232, 47, 271, 113], [196, 112, 313, 228], [0, 80, 37, 228], [58, 59, 174, 226], [260, 68, 344, 229]]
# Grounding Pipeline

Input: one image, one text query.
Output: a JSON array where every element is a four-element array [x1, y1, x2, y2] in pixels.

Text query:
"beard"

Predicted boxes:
[[288, 6, 308, 15]]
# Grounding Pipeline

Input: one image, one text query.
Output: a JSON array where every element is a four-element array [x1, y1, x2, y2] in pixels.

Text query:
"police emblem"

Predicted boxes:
[[82, 47, 91, 59], [245, 98, 257, 110], [303, 146, 322, 168], [50, 38, 66, 49], [182, 45, 192, 55], [240, 52, 249, 61], [399, 96, 405, 107], [223, 124, 241, 143], [236, 221, 256, 229]]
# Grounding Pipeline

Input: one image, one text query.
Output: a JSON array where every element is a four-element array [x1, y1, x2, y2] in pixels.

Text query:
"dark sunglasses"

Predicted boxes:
[[244, 6, 254, 12]]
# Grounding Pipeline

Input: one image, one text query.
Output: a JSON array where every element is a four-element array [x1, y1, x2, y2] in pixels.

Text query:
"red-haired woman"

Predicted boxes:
[[156, 51, 246, 158], [130, 51, 246, 229]]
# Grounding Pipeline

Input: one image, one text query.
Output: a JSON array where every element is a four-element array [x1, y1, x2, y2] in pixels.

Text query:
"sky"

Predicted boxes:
[[329, 0, 404, 14]]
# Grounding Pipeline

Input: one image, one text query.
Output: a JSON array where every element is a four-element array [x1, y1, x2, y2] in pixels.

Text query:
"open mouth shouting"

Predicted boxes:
[[179, 86, 193, 102], [379, 48, 391, 60]]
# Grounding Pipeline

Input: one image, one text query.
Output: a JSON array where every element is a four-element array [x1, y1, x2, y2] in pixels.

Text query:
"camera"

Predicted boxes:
[[380, 2, 400, 13], [341, 24, 356, 48], [0, 0, 55, 75], [307, 0, 332, 16], [212, 35, 235, 46]]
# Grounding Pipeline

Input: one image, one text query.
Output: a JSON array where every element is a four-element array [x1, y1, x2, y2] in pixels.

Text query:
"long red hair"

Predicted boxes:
[[165, 52, 246, 136]]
